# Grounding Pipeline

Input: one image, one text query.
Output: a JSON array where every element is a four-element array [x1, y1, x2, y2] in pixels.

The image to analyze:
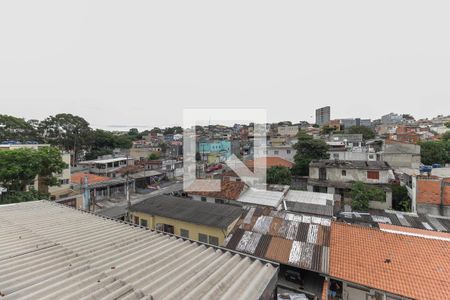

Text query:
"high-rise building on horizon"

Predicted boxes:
[[315, 106, 331, 125]]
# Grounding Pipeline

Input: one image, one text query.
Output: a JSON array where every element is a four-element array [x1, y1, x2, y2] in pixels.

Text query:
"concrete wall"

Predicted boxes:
[[383, 153, 421, 169], [328, 151, 377, 161], [309, 167, 391, 184], [130, 211, 236, 246]]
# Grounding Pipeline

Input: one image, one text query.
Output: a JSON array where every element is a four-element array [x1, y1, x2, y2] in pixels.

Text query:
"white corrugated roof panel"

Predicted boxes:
[[237, 188, 284, 208], [284, 190, 333, 206], [0, 201, 278, 300]]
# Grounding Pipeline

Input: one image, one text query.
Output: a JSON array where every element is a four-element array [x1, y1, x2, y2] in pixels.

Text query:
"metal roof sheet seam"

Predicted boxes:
[[0, 201, 278, 300]]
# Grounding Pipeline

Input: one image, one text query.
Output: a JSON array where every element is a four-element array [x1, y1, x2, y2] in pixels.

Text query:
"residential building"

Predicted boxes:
[[129, 195, 243, 246], [308, 160, 394, 209], [339, 118, 371, 129], [277, 125, 299, 137], [327, 222, 450, 300], [315, 106, 331, 126], [77, 156, 134, 177], [253, 145, 296, 162], [71, 172, 132, 204], [381, 112, 404, 124], [382, 140, 421, 169], [129, 142, 162, 161], [198, 140, 232, 163], [0, 201, 278, 299], [188, 180, 247, 204]]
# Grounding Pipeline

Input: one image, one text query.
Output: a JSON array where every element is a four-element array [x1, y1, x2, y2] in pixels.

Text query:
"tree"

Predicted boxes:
[[292, 131, 329, 176], [0, 114, 41, 142], [0, 148, 41, 191], [148, 153, 160, 160], [420, 141, 449, 165], [346, 125, 375, 140], [0, 147, 66, 194], [0, 189, 49, 205], [442, 131, 450, 141], [39, 114, 92, 163], [267, 166, 292, 185], [85, 129, 132, 160], [320, 125, 335, 135], [351, 182, 385, 211], [36, 147, 68, 194], [444, 121, 450, 128], [391, 184, 410, 212]]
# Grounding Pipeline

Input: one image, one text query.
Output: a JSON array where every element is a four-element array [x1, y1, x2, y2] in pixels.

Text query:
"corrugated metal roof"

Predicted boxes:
[[0, 201, 278, 300], [226, 208, 331, 274], [338, 210, 450, 232]]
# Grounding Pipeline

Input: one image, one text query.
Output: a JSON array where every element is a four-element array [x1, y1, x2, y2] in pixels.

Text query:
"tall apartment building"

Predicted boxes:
[[315, 106, 331, 125]]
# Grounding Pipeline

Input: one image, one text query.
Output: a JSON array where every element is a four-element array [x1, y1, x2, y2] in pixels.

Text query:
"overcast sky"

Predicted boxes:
[[1, 1, 449, 130]]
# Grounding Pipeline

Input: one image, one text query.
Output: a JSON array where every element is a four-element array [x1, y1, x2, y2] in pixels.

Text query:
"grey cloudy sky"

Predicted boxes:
[[1, 1, 449, 130]]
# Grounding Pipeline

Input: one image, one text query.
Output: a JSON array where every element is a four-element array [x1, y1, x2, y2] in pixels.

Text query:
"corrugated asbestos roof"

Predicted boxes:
[[0, 201, 278, 300], [130, 195, 243, 228], [225, 208, 330, 274]]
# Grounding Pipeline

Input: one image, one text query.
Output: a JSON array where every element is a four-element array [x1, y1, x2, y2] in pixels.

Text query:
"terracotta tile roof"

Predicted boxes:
[[187, 180, 246, 201], [244, 156, 294, 169], [378, 223, 450, 241], [71, 172, 112, 185], [330, 222, 450, 300]]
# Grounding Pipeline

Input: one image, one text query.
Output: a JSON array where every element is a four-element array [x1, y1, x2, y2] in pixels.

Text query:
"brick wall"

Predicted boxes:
[[416, 176, 442, 205]]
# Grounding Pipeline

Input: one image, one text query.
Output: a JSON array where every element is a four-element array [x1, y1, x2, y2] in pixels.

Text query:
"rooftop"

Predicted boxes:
[[309, 160, 392, 170], [284, 190, 335, 217], [337, 210, 450, 232], [130, 195, 243, 229], [225, 207, 331, 274], [0, 201, 277, 300], [71, 172, 112, 185], [187, 180, 246, 201], [244, 157, 294, 169], [330, 222, 450, 300], [237, 188, 285, 209], [78, 156, 131, 165]]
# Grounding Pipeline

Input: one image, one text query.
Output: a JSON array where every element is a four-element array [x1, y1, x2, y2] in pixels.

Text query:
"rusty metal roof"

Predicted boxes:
[[225, 208, 331, 274]]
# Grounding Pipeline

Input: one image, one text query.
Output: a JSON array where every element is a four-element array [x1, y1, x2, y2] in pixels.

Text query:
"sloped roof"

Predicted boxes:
[[330, 222, 450, 300], [71, 172, 111, 184], [226, 207, 331, 274], [0, 201, 277, 300], [187, 180, 246, 201], [130, 195, 243, 228], [244, 157, 294, 169]]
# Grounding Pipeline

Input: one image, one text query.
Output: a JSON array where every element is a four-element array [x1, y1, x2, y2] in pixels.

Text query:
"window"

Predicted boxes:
[[134, 216, 139, 225], [209, 235, 219, 246], [274, 150, 279, 155], [287, 150, 291, 154], [215, 199, 225, 204], [180, 229, 189, 238], [342, 170, 346, 176], [140, 219, 148, 227], [198, 233, 208, 243], [367, 170, 380, 180], [200, 196, 207, 202], [333, 153, 339, 159]]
